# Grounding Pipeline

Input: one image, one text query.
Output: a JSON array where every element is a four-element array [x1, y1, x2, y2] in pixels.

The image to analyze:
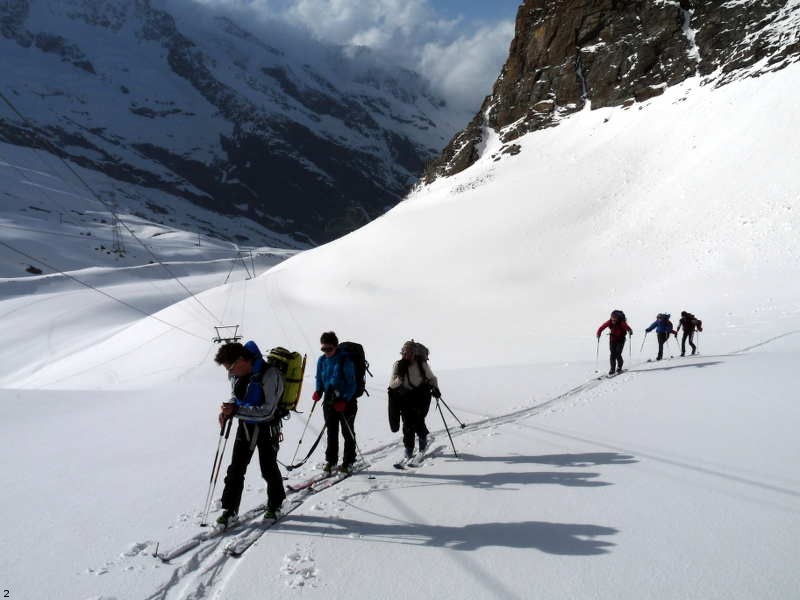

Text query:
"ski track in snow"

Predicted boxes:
[[123, 328, 798, 599]]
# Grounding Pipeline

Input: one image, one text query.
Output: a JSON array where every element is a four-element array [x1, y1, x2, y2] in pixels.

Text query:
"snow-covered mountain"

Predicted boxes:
[[0, 0, 464, 245]]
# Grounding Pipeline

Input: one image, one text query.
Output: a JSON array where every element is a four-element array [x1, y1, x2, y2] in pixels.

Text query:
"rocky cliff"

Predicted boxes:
[[424, 0, 800, 182]]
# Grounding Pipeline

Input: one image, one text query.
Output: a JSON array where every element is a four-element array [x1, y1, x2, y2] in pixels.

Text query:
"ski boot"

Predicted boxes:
[[216, 509, 238, 528]]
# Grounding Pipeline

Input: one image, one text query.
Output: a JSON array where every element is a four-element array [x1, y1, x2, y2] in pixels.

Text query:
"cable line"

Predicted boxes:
[[0, 239, 209, 342], [0, 89, 221, 324]]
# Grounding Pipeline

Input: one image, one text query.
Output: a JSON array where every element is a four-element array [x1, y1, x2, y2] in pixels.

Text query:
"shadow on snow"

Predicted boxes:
[[281, 514, 619, 555]]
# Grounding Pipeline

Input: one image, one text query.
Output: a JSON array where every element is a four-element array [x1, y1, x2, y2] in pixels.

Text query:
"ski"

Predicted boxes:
[[393, 457, 412, 469], [286, 471, 332, 492], [225, 462, 366, 557], [598, 369, 625, 380], [394, 436, 435, 469], [224, 499, 304, 557], [155, 501, 267, 562], [157, 468, 335, 562]]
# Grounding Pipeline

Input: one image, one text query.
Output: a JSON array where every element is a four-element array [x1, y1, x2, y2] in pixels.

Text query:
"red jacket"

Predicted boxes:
[[597, 320, 632, 341]]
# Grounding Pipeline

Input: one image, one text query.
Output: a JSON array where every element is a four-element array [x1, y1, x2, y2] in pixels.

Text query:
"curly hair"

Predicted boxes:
[[214, 342, 254, 365]]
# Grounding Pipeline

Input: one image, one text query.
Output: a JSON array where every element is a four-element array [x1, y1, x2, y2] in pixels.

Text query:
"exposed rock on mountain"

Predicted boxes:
[[424, 0, 800, 182]]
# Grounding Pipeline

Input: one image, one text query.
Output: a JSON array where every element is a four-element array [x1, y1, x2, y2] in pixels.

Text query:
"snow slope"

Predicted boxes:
[[1, 60, 799, 600]]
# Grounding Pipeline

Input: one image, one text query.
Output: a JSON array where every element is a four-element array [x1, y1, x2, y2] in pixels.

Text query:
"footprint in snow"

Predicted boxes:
[[120, 541, 152, 558], [281, 545, 318, 588]]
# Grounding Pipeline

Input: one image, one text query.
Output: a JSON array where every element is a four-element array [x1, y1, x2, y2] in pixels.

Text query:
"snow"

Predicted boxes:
[[1, 59, 800, 600]]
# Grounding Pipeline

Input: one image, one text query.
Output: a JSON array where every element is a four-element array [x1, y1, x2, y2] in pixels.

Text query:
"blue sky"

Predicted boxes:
[[434, 0, 521, 23]]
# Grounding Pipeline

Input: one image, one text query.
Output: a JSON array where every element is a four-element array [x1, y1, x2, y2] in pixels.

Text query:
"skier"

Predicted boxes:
[[214, 341, 286, 526], [645, 313, 677, 361], [311, 331, 358, 474], [676, 311, 703, 356], [597, 310, 633, 375], [388, 340, 441, 460]]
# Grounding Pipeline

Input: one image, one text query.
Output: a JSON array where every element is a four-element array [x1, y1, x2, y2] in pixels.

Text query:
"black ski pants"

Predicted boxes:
[[323, 399, 358, 467], [681, 331, 696, 355], [221, 420, 286, 513], [400, 388, 432, 451], [609, 337, 626, 371], [656, 332, 670, 360]]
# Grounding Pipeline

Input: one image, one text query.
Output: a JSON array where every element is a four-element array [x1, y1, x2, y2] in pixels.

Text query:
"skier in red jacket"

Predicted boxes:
[[597, 310, 633, 375]]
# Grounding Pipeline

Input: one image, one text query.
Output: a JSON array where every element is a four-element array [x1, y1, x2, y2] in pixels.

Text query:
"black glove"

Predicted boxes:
[[432, 387, 441, 399]]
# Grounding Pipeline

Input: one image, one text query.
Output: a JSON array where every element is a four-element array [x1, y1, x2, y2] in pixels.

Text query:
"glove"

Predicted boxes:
[[312, 390, 322, 402], [219, 403, 236, 426], [596, 334, 601, 339], [333, 400, 347, 412], [432, 387, 441, 399]]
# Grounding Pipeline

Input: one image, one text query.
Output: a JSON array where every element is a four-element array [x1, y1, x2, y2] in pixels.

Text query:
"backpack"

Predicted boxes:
[[611, 309, 626, 321], [337, 341, 372, 398], [405, 339, 430, 361], [266, 347, 307, 416]]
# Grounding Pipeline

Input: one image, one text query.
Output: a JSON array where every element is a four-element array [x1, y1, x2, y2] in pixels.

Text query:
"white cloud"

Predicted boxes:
[[419, 20, 515, 113], [189, 0, 515, 113]]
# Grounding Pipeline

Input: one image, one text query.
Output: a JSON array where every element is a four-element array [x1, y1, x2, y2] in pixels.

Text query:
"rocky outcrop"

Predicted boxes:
[[424, 0, 800, 182]]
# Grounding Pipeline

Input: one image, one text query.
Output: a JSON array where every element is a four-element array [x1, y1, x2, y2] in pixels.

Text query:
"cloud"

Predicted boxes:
[[419, 20, 515, 113], [189, 0, 514, 114]]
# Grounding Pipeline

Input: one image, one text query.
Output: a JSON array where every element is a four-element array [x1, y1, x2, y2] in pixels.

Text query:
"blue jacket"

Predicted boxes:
[[645, 319, 675, 335], [226, 340, 284, 423], [315, 349, 356, 403]]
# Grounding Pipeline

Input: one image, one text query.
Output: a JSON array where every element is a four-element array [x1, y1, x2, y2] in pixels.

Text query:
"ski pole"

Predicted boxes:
[[595, 337, 600, 372], [629, 333, 632, 358], [288, 400, 318, 469], [287, 425, 326, 470], [201, 417, 233, 526], [438, 396, 466, 429], [639, 331, 648, 353], [436, 399, 458, 457], [340, 412, 370, 471]]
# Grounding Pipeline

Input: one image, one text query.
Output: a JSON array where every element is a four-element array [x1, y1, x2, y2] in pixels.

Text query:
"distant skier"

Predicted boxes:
[[388, 340, 441, 460], [676, 311, 703, 356], [645, 313, 677, 361], [213, 341, 286, 526], [597, 310, 633, 375], [311, 331, 358, 474]]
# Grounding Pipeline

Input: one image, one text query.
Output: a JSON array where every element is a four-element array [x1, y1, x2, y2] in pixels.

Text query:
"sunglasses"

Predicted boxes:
[[321, 345, 335, 353]]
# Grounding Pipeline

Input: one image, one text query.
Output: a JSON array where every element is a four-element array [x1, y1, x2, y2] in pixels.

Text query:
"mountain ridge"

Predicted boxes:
[[423, 0, 800, 182], [0, 0, 464, 244]]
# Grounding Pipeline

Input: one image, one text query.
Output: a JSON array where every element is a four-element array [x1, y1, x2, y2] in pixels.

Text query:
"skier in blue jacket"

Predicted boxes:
[[312, 331, 358, 474], [645, 314, 677, 361]]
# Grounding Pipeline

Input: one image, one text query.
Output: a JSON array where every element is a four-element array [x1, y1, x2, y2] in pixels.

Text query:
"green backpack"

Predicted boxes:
[[266, 347, 307, 417]]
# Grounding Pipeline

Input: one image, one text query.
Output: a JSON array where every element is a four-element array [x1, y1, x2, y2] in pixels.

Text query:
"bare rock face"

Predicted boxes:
[[424, 0, 800, 182]]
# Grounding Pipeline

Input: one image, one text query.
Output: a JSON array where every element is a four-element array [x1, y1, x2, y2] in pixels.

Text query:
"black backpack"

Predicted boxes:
[[338, 341, 372, 398]]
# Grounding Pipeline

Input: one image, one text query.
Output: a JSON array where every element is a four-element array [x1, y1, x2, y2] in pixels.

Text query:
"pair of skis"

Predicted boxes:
[[156, 462, 364, 562], [393, 436, 435, 469], [597, 369, 626, 380]]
